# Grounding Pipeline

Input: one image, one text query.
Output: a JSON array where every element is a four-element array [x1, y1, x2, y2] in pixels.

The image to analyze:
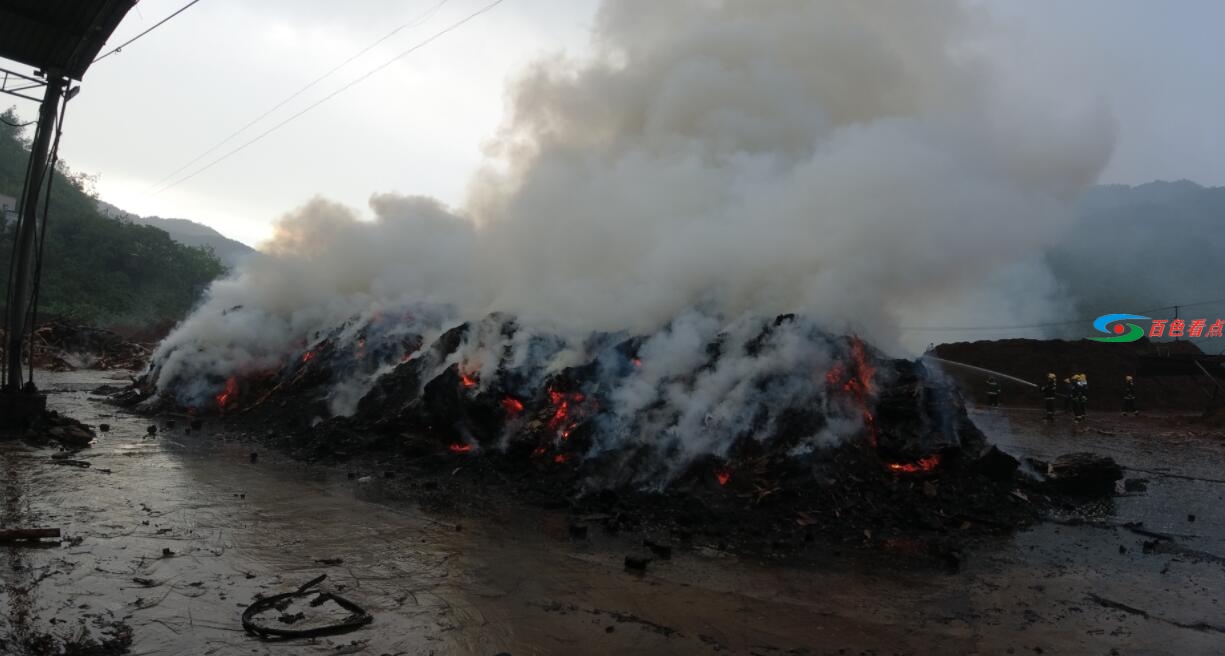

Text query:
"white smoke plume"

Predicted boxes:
[[594, 311, 844, 484], [149, 0, 1114, 410]]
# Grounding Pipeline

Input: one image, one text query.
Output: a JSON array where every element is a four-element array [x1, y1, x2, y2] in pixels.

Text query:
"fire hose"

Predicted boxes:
[[922, 356, 1087, 400], [241, 574, 372, 640], [920, 356, 1039, 388]]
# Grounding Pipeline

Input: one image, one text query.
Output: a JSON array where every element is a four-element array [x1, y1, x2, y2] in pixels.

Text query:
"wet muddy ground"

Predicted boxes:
[[3, 370, 1224, 655]]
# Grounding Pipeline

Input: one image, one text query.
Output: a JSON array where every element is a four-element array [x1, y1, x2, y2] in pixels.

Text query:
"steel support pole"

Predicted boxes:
[[4, 77, 63, 391]]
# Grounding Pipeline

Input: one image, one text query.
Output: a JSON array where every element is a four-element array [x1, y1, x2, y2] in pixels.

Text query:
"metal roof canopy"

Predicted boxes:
[[0, 0, 134, 404], [0, 0, 136, 80]]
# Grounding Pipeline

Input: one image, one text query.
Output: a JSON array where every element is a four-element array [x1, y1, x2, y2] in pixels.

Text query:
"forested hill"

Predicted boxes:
[[97, 200, 255, 269], [1, 109, 224, 325]]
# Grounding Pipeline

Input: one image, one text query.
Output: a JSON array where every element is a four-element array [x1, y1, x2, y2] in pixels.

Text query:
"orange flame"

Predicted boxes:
[[553, 454, 568, 464], [501, 397, 525, 415], [886, 454, 941, 474], [849, 337, 876, 395], [715, 469, 732, 486], [632, 358, 642, 368], [825, 361, 845, 386], [825, 338, 879, 447], [460, 373, 478, 388], [449, 443, 473, 454], [301, 350, 316, 363], [215, 376, 239, 410], [547, 389, 585, 438]]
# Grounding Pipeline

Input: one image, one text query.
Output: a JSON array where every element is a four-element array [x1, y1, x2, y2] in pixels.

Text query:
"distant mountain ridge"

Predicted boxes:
[[97, 201, 256, 269], [1047, 179, 1225, 333], [1078, 179, 1225, 214]]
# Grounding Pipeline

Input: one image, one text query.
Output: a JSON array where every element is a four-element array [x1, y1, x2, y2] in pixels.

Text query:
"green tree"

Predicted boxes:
[[1, 107, 225, 325]]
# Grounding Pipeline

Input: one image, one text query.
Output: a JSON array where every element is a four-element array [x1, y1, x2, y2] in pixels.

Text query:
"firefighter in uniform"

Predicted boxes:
[[1071, 373, 1088, 423], [1122, 375, 1138, 416], [986, 376, 1001, 407], [1041, 373, 1058, 421]]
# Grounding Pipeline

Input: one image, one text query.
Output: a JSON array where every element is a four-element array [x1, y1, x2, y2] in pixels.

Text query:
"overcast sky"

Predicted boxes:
[[3, 0, 1222, 247]]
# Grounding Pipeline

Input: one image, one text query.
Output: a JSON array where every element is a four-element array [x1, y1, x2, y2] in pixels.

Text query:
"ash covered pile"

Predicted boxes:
[[124, 310, 1047, 549]]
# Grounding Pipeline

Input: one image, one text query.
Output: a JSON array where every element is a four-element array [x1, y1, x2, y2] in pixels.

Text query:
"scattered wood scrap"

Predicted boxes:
[[241, 574, 372, 640], [0, 320, 150, 372], [0, 527, 62, 543]]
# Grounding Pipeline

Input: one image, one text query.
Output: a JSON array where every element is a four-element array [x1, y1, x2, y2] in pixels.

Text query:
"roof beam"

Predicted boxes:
[[0, 0, 136, 80]]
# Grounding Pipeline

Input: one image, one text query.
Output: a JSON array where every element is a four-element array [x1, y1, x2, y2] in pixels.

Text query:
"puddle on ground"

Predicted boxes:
[[2, 371, 1223, 655]]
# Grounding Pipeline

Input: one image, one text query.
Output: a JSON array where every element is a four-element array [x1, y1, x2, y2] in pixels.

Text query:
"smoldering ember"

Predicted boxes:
[[3, 2, 1225, 655]]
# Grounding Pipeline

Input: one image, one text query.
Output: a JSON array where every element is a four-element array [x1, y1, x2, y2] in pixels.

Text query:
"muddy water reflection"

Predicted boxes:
[[2, 371, 1223, 655]]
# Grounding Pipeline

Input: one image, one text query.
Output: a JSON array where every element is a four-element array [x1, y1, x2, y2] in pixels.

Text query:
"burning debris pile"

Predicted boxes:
[[1, 320, 150, 372], [109, 0, 1125, 550], [121, 310, 1051, 548]]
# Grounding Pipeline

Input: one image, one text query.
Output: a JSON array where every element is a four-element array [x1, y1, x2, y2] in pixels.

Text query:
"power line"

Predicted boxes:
[[152, 0, 505, 197], [146, 0, 451, 194], [93, 0, 204, 64], [0, 116, 34, 128], [900, 296, 1225, 332]]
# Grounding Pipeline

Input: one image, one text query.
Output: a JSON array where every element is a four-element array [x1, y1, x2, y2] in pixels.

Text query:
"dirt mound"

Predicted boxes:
[[933, 338, 1211, 412]]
